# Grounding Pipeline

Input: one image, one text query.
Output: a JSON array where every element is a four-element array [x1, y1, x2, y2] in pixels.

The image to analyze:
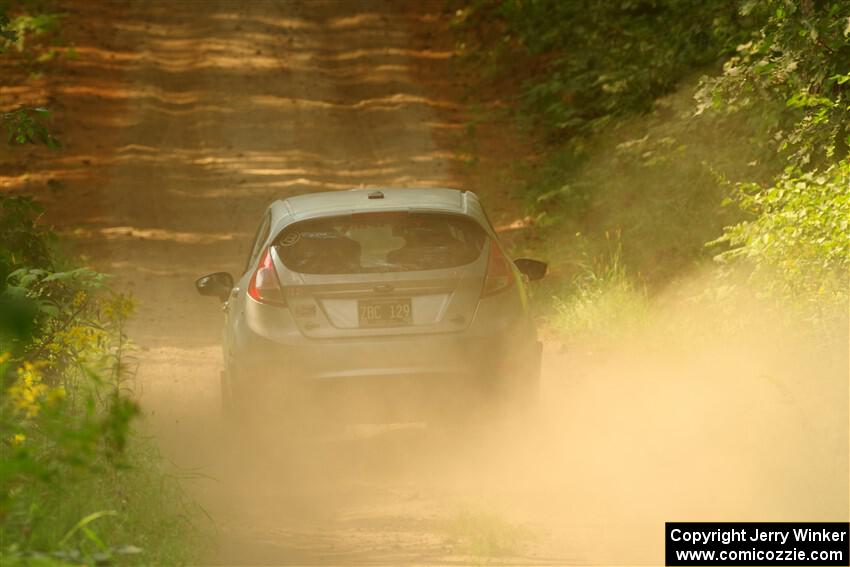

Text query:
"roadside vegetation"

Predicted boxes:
[[444, 509, 532, 562], [451, 0, 849, 341], [1, 4, 199, 565]]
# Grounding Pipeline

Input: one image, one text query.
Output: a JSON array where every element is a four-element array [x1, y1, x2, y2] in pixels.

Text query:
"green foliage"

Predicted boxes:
[[0, 11, 18, 43], [0, 4, 62, 53], [699, 0, 850, 308], [2, 107, 60, 148], [0, 197, 56, 355], [697, 0, 850, 166], [1, 5, 62, 150], [5, 11, 60, 51], [546, 231, 651, 342], [468, 0, 752, 138], [712, 160, 850, 306], [0, 196, 197, 565], [0, 197, 103, 358], [0, 197, 54, 281], [0, 275, 141, 562]]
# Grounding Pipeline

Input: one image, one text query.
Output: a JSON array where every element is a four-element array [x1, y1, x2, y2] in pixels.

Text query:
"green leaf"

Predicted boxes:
[[58, 510, 118, 547]]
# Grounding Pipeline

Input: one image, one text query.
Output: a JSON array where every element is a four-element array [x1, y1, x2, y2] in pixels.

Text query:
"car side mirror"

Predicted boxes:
[[195, 272, 233, 302], [514, 258, 547, 281]]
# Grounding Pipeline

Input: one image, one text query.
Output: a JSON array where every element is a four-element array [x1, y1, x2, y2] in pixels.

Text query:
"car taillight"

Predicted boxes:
[[247, 248, 285, 305], [482, 239, 515, 297]]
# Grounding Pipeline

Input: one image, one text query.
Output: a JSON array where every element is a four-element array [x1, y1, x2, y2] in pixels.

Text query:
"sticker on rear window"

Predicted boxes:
[[279, 232, 301, 247]]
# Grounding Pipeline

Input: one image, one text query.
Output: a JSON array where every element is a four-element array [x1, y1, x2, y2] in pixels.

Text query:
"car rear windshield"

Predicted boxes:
[[272, 212, 487, 274]]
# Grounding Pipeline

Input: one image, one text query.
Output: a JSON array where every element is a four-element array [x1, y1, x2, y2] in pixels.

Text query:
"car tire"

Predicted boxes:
[[224, 361, 332, 440]]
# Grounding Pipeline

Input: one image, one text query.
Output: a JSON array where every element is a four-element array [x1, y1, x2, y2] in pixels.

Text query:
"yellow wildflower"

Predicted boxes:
[[53, 324, 108, 361], [72, 290, 87, 308], [7, 362, 48, 418], [10, 433, 26, 445], [103, 294, 136, 322], [58, 324, 104, 353]]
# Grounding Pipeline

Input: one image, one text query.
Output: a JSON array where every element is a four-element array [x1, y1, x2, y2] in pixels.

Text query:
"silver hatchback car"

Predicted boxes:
[[196, 188, 546, 424]]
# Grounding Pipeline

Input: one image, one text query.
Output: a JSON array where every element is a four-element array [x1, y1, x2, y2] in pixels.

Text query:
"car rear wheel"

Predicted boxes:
[[223, 361, 344, 439]]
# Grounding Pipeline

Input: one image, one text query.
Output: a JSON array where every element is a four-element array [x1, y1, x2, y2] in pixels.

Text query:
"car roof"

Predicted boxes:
[[269, 187, 486, 227]]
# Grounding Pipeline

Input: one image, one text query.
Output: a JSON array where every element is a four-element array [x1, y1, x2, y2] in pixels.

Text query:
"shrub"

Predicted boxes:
[[696, 0, 850, 167], [699, 0, 850, 312], [0, 196, 196, 565], [465, 0, 751, 138], [712, 160, 850, 308]]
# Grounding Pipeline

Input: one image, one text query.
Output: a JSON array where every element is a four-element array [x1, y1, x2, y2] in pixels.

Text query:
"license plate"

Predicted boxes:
[[358, 298, 412, 327]]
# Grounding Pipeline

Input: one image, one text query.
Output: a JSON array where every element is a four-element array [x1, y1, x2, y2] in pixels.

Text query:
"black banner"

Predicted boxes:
[[666, 522, 849, 566]]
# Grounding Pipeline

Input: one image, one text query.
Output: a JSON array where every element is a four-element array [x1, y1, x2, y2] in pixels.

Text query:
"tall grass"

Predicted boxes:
[[443, 509, 532, 562], [546, 231, 650, 343]]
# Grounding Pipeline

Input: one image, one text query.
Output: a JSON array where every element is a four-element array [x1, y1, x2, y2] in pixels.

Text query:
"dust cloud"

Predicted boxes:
[[148, 272, 848, 565]]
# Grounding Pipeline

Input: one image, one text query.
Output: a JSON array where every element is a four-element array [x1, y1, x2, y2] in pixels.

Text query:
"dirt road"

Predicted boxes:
[[3, 1, 846, 565]]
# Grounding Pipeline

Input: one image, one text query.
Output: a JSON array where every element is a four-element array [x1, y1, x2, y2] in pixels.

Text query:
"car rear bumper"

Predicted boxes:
[[235, 326, 526, 381], [229, 318, 540, 419]]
